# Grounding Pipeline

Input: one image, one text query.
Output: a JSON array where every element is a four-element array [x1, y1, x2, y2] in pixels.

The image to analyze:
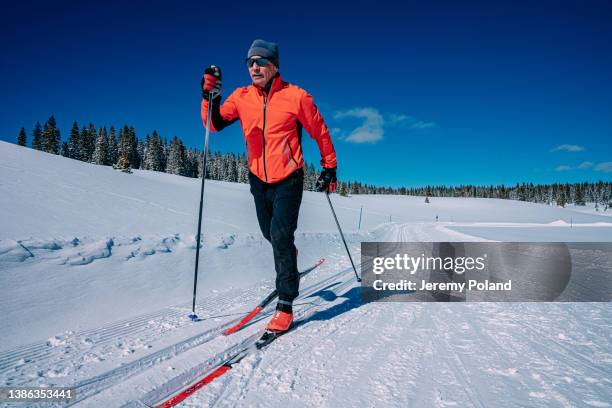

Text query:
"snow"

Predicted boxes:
[[0, 140, 611, 407]]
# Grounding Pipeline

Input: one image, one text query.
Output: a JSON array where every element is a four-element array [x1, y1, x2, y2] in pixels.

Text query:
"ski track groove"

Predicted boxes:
[[204, 271, 362, 407], [139, 265, 358, 408], [0, 284, 273, 381], [428, 310, 486, 408], [57, 255, 353, 406], [2, 235, 361, 406], [197, 265, 362, 408]]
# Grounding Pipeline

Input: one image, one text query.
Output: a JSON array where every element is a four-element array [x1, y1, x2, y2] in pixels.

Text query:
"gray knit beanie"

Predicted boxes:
[[247, 39, 279, 67]]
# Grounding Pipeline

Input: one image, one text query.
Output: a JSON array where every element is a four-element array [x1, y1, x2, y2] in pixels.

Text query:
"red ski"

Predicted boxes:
[[152, 323, 295, 407], [156, 364, 231, 408], [223, 258, 325, 335]]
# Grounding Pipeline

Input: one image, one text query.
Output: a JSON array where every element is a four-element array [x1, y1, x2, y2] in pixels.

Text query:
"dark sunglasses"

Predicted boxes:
[[246, 57, 273, 67]]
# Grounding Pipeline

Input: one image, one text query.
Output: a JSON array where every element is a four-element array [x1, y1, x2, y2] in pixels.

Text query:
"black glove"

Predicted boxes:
[[316, 167, 337, 193], [201, 65, 222, 100]]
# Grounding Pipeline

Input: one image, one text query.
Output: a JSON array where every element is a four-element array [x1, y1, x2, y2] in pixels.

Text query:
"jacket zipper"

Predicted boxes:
[[262, 93, 268, 182]]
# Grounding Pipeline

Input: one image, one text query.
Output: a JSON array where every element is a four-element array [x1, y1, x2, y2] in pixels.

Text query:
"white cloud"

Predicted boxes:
[[411, 121, 437, 130], [553, 161, 610, 172], [594, 162, 612, 173], [334, 108, 385, 144], [333, 108, 436, 144], [384, 113, 437, 130], [551, 144, 585, 152], [330, 127, 344, 137]]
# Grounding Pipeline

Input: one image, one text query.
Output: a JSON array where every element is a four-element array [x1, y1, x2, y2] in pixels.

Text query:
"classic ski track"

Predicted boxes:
[[138, 267, 358, 408], [3, 236, 361, 406], [427, 310, 486, 408], [215, 275, 360, 408], [241, 303, 389, 407], [217, 280, 364, 407], [62, 255, 353, 406], [432, 305, 541, 407], [1, 252, 347, 378], [402, 306, 447, 408], [0, 286, 268, 377], [0, 308, 186, 374]]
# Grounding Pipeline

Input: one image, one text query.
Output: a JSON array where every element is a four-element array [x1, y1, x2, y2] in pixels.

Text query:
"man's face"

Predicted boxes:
[[248, 56, 278, 88]]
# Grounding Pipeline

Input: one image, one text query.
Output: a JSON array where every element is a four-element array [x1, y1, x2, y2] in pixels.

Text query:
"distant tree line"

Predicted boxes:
[[16, 117, 612, 209], [16, 116, 326, 191]]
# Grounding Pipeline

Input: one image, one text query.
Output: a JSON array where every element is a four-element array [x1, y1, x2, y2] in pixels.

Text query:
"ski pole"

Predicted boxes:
[[325, 192, 361, 282], [189, 90, 215, 321]]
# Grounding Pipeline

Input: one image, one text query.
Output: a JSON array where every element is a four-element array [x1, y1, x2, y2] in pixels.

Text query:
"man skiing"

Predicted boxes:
[[201, 39, 338, 333]]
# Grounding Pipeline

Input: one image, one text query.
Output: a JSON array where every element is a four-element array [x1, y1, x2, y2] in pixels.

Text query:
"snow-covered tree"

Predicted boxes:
[[107, 126, 117, 165], [115, 127, 132, 172], [136, 138, 145, 169], [144, 131, 164, 172], [166, 136, 186, 176], [68, 121, 80, 159], [92, 127, 109, 165], [78, 124, 96, 162], [237, 153, 249, 183], [128, 126, 140, 169]]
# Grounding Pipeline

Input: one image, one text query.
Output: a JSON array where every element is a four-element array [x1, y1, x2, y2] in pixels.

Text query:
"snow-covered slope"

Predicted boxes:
[[1, 141, 610, 407]]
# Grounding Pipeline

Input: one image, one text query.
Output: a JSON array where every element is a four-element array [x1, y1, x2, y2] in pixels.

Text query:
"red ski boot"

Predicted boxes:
[[266, 304, 293, 332]]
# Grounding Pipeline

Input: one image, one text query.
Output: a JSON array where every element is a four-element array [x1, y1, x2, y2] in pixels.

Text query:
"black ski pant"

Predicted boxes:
[[249, 168, 303, 304]]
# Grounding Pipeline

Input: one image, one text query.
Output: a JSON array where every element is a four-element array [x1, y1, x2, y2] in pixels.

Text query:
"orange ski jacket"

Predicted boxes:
[[201, 74, 337, 184]]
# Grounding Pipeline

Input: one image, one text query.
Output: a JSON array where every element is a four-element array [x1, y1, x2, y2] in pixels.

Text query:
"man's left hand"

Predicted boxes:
[[316, 167, 337, 193]]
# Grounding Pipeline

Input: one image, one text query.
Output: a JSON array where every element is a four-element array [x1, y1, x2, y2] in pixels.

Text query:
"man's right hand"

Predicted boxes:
[[201, 65, 222, 99], [316, 167, 337, 193]]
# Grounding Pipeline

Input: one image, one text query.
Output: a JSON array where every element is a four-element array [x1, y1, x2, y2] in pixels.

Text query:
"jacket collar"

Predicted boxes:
[[253, 73, 283, 97]]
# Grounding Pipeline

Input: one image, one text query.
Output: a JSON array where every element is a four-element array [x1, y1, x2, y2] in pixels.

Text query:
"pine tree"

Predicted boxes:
[[17, 127, 27, 146], [42, 115, 61, 154], [556, 189, 566, 207], [78, 124, 96, 162], [128, 126, 140, 169], [32, 121, 43, 150], [92, 127, 109, 165], [574, 184, 586, 206], [225, 153, 237, 182], [107, 126, 117, 165], [145, 131, 164, 171], [237, 153, 249, 183], [78, 125, 91, 162], [161, 137, 169, 171], [142, 134, 151, 170], [136, 138, 145, 169], [115, 127, 131, 172], [166, 136, 186, 175], [190, 149, 202, 178], [68, 121, 80, 159], [60, 142, 69, 157]]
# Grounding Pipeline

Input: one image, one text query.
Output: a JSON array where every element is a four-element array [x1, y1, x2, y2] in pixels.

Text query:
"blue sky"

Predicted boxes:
[[1, 0, 611, 187]]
